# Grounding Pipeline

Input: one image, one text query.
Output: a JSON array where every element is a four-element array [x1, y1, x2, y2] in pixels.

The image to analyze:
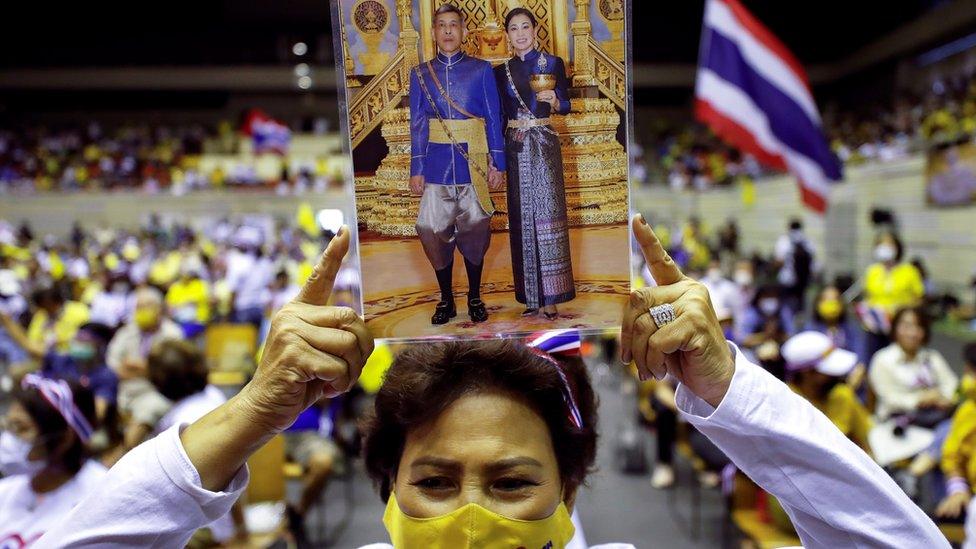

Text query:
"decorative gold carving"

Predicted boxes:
[[588, 36, 625, 110], [342, 24, 362, 88], [353, 0, 393, 74], [596, 0, 624, 62], [347, 49, 409, 148], [571, 0, 595, 87]]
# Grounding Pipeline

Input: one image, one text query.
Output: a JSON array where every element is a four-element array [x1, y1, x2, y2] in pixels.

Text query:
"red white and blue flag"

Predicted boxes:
[[243, 109, 291, 155], [695, 0, 842, 213]]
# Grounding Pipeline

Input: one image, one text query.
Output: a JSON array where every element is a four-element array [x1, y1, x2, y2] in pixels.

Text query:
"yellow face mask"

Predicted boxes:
[[134, 308, 159, 331], [817, 299, 843, 322], [382, 492, 576, 549]]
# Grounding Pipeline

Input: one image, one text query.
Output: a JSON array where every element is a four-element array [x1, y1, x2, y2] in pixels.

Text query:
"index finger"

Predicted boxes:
[[632, 214, 686, 286], [294, 225, 350, 306]]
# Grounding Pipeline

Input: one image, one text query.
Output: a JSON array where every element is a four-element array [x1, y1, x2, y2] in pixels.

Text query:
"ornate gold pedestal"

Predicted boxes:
[[359, 97, 627, 236]]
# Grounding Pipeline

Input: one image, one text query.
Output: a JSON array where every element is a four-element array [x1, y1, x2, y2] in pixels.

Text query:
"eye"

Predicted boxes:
[[493, 477, 538, 492], [411, 476, 455, 491]]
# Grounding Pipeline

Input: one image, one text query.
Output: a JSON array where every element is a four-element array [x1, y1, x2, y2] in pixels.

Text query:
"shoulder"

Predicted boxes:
[[76, 459, 109, 485], [160, 319, 183, 337], [871, 345, 900, 366]]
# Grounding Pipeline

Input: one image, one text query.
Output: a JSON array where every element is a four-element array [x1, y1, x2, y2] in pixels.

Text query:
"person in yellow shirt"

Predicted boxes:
[[165, 261, 211, 339], [935, 343, 976, 537], [26, 286, 90, 355], [782, 331, 873, 453], [862, 231, 924, 358]]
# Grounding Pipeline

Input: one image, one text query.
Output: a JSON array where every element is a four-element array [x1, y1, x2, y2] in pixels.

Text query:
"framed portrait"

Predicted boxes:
[[332, 0, 633, 340]]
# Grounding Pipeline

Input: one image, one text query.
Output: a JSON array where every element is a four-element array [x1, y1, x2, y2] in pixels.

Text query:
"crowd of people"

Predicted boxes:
[[638, 72, 976, 191], [0, 213, 362, 545], [633, 212, 976, 539], [0, 121, 344, 196]]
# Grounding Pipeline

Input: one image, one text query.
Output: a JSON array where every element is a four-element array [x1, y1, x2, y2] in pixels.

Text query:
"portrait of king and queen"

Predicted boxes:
[[338, 0, 631, 338]]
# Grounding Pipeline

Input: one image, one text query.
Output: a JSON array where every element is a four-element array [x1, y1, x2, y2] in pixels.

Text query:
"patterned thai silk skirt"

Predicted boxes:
[[505, 124, 576, 308]]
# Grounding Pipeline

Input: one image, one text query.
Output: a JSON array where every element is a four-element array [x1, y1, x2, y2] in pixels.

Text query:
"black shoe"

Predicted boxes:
[[431, 300, 457, 325], [543, 307, 559, 320], [468, 299, 488, 322], [521, 308, 539, 317]]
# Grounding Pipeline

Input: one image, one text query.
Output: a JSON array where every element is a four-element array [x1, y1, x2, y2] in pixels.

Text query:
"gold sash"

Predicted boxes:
[[428, 118, 495, 215]]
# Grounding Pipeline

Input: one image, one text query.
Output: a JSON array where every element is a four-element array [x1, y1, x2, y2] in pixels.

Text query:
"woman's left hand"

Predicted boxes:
[[536, 90, 558, 108]]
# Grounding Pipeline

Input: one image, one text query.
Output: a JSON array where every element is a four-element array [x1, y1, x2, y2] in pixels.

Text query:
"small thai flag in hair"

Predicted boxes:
[[21, 374, 94, 443], [526, 329, 584, 429]]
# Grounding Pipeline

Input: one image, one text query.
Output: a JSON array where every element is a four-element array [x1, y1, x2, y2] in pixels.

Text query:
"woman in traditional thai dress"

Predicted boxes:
[[494, 7, 575, 320]]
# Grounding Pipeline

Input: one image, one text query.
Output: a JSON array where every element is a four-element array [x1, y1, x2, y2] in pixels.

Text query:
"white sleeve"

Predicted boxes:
[[35, 424, 248, 548], [675, 345, 948, 549]]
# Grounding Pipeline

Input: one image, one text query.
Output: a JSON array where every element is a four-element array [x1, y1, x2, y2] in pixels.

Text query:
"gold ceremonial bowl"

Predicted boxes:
[[529, 73, 556, 93]]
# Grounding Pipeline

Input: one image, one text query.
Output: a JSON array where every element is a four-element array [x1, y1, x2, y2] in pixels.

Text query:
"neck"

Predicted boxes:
[[438, 48, 461, 59], [516, 46, 533, 60], [31, 466, 73, 494], [902, 346, 919, 360]]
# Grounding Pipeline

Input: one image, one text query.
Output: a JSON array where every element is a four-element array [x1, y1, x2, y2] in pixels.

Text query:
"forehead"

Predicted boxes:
[[401, 390, 557, 465], [434, 12, 462, 25], [508, 13, 533, 26]]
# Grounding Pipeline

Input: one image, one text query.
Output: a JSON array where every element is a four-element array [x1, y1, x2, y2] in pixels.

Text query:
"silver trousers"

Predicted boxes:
[[415, 183, 491, 271]]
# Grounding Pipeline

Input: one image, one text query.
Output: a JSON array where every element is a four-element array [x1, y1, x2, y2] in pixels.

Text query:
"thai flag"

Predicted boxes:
[[695, 0, 842, 213], [243, 109, 291, 155]]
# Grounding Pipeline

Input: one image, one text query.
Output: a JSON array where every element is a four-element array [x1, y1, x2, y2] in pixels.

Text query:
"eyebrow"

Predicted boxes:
[[409, 456, 544, 474], [484, 457, 544, 474]]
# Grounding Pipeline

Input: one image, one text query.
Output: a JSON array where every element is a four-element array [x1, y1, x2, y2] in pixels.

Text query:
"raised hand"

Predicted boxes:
[[621, 214, 735, 408], [238, 226, 374, 433]]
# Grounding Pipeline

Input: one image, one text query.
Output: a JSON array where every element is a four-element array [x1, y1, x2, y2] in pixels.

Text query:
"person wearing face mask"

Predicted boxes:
[[105, 286, 181, 454], [740, 285, 793, 378], [807, 285, 867, 380], [0, 376, 105, 545], [782, 331, 872, 453], [730, 258, 757, 341], [36, 221, 948, 549], [0, 318, 117, 424], [861, 231, 924, 358], [700, 259, 737, 323]]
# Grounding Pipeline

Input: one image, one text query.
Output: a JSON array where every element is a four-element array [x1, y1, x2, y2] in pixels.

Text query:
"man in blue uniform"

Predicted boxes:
[[409, 3, 505, 325]]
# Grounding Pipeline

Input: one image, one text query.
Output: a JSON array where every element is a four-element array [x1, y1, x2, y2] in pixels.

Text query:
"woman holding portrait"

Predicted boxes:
[[495, 7, 575, 320]]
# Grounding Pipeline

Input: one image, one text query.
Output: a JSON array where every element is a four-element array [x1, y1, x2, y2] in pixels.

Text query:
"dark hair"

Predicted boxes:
[[890, 306, 930, 346], [504, 7, 537, 29], [788, 218, 803, 231], [15, 380, 96, 475], [361, 340, 598, 501], [77, 322, 115, 348], [433, 3, 463, 22], [964, 342, 976, 367], [32, 286, 65, 309], [148, 339, 208, 401], [876, 231, 905, 262]]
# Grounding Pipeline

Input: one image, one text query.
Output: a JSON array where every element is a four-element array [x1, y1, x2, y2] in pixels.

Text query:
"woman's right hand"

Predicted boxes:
[[237, 227, 374, 434], [621, 215, 736, 408]]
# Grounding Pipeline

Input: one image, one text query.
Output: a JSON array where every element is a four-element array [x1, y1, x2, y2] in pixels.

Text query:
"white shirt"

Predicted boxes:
[[88, 291, 133, 328], [868, 344, 958, 419], [226, 251, 273, 311], [37, 350, 947, 548], [0, 460, 106, 547], [154, 385, 232, 541], [155, 385, 227, 436]]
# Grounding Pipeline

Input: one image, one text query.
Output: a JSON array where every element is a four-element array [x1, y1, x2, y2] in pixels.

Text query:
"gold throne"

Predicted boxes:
[[344, 0, 628, 235]]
